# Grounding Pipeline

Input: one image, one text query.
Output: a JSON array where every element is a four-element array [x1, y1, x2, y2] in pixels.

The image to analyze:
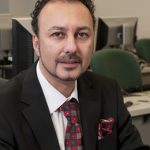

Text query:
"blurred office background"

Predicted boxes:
[[0, 0, 150, 146], [0, 0, 150, 38]]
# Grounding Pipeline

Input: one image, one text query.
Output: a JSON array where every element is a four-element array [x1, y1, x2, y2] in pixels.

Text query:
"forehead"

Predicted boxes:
[[38, 1, 93, 29]]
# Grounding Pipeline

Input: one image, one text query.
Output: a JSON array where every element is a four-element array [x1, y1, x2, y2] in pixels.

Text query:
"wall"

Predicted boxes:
[[0, 0, 36, 17], [94, 0, 150, 39], [9, 0, 36, 17], [0, 0, 150, 38], [0, 0, 9, 13]]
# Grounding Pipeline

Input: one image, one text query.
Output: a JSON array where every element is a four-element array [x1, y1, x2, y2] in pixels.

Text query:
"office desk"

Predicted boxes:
[[124, 91, 150, 145], [141, 66, 150, 89], [124, 91, 150, 117]]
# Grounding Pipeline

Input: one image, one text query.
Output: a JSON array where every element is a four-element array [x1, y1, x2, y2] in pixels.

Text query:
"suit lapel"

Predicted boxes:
[[20, 64, 104, 150], [20, 64, 60, 150], [78, 73, 103, 150]]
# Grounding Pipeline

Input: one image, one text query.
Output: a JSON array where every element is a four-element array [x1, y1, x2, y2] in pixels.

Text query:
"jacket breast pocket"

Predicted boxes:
[[97, 132, 117, 150]]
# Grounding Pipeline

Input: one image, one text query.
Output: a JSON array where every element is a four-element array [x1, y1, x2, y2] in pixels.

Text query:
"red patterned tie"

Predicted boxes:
[[59, 98, 83, 150]]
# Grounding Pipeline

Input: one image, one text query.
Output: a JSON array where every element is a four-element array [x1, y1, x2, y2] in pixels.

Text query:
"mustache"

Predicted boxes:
[[56, 53, 82, 64]]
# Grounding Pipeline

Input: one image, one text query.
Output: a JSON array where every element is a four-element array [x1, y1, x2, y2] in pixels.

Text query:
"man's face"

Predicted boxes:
[[33, 1, 94, 82]]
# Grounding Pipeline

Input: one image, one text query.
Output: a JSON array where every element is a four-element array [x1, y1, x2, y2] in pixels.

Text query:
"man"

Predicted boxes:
[[0, 0, 149, 150]]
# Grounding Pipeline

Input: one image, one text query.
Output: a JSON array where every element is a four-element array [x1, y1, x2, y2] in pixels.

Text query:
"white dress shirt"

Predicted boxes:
[[36, 62, 78, 150]]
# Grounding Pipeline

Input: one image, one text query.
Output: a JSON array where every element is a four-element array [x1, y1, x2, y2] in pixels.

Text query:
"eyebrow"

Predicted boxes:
[[48, 26, 66, 31], [48, 26, 91, 32], [76, 26, 91, 32]]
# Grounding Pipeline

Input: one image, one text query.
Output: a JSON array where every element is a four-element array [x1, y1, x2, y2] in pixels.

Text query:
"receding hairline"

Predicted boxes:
[[31, 0, 95, 36], [40, 0, 92, 12], [38, 0, 94, 26]]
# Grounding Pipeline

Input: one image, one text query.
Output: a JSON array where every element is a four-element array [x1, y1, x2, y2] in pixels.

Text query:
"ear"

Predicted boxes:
[[32, 34, 40, 57]]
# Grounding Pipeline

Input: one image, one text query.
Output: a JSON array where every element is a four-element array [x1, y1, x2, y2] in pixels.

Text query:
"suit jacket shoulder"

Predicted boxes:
[[78, 71, 120, 100]]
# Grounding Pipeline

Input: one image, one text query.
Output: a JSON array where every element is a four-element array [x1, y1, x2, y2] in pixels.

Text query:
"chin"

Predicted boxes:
[[62, 78, 77, 82], [61, 74, 80, 81], [58, 72, 81, 81], [56, 66, 86, 81]]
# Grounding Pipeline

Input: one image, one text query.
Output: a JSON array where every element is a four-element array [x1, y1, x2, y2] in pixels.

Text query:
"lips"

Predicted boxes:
[[57, 58, 81, 71], [60, 60, 80, 69]]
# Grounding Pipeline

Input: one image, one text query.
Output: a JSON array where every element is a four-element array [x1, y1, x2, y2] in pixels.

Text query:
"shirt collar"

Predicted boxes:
[[36, 62, 78, 114]]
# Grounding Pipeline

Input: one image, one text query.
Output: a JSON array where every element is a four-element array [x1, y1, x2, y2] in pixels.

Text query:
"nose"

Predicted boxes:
[[64, 35, 77, 53]]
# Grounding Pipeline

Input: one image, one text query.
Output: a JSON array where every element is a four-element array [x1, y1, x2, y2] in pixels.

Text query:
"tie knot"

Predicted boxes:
[[59, 98, 79, 123]]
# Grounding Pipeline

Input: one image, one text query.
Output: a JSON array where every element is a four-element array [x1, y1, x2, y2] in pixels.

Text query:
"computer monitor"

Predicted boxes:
[[0, 14, 12, 60], [122, 18, 138, 50], [94, 17, 138, 51], [12, 17, 36, 76]]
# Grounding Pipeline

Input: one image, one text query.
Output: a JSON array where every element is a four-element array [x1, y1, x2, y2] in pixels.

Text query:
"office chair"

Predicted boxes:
[[90, 48, 143, 92], [135, 38, 150, 62]]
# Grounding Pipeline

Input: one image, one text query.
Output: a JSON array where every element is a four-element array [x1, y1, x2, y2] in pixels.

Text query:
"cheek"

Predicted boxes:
[[80, 51, 92, 70], [38, 44, 55, 68], [82, 44, 93, 61], [39, 39, 58, 58]]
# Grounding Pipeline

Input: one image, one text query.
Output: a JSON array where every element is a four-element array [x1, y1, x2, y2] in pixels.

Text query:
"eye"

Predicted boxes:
[[50, 32, 65, 39], [76, 32, 89, 39]]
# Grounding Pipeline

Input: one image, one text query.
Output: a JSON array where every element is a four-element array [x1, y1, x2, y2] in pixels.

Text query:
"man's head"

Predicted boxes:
[[31, 0, 95, 36], [31, 0, 95, 86]]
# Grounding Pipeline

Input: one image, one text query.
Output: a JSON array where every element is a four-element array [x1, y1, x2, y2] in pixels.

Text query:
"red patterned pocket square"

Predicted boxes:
[[98, 117, 115, 140]]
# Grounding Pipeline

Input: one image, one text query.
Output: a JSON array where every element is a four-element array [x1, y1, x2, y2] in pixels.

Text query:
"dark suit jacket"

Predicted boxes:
[[0, 63, 148, 150]]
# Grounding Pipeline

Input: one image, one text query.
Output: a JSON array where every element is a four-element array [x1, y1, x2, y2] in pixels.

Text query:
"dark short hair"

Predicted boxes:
[[31, 0, 95, 36]]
